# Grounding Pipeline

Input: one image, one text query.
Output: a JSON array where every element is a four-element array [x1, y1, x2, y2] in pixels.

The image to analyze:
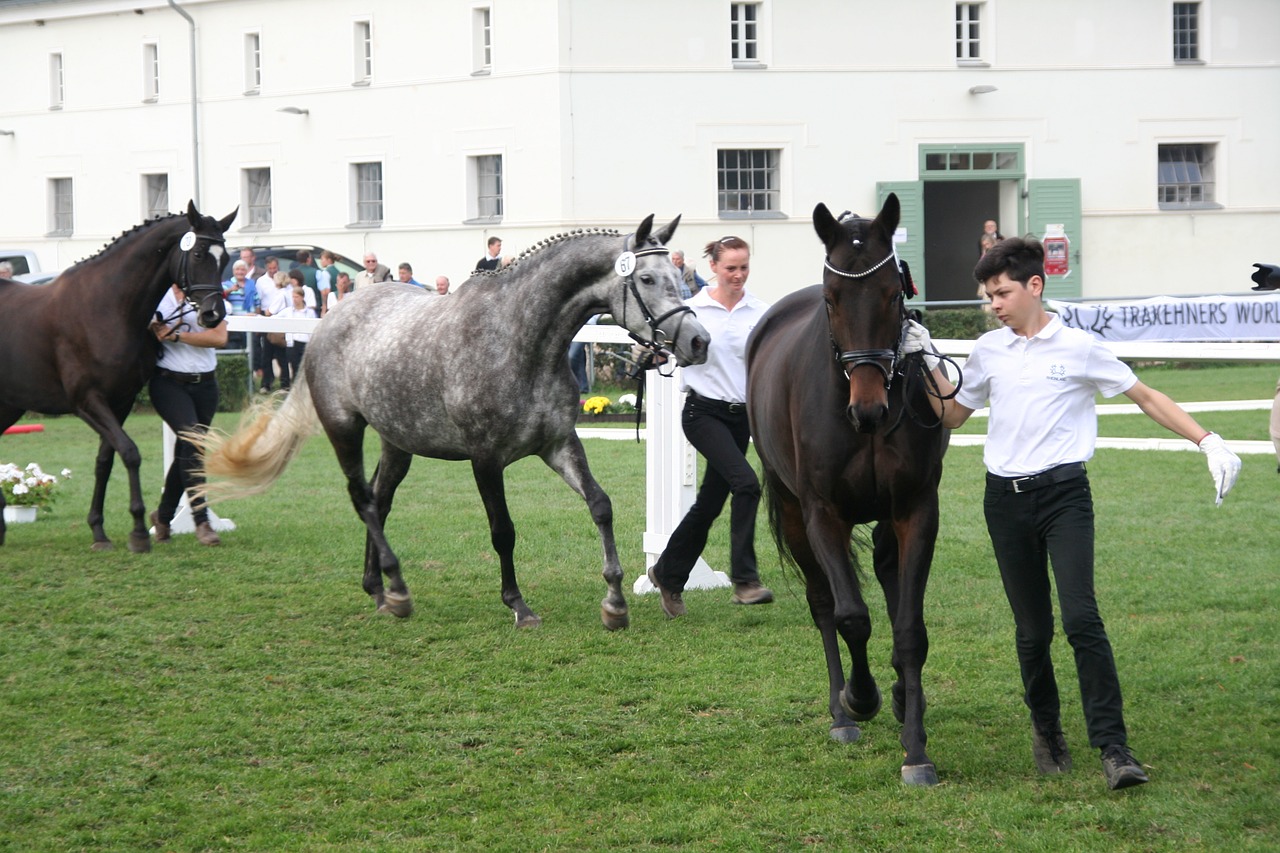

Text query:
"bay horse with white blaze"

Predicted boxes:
[[196, 215, 708, 630], [746, 195, 951, 785], [0, 202, 234, 551]]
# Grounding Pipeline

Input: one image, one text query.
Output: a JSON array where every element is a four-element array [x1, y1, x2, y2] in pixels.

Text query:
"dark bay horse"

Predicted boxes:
[[0, 201, 234, 551], [196, 215, 708, 630], [746, 195, 949, 786]]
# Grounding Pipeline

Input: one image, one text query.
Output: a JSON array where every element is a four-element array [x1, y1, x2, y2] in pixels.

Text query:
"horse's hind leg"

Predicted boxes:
[[329, 425, 412, 617], [363, 441, 415, 616], [87, 437, 116, 550], [471, 459, 539, 628], [78, 398, 149, 553], [541, 437, 628, 631]]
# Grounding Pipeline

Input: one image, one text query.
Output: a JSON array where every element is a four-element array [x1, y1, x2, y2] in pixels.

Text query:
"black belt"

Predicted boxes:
[[687, 390, 746, 415], [156, 367, 217, 384], [988, 462, 1086, 494]]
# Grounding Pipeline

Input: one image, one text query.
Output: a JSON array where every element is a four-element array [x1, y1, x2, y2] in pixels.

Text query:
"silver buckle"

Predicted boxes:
[[1011, 476, 1034, 494]]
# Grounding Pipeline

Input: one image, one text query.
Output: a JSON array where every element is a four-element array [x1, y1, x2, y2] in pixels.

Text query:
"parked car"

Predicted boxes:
[[221, 244, 363, 285], [0, 249, 43, 277]]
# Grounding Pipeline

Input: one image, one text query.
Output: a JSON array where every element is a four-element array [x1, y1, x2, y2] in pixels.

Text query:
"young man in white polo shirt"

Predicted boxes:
[[901, 236, 1241, 791]]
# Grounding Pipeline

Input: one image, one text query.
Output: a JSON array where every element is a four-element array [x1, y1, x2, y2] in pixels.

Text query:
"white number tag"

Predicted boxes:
[[179, 231, 197, 251], [614, 252, 636, 277]]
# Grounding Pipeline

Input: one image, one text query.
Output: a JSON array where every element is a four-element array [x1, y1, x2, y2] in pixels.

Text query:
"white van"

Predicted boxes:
[[0, 250, 43, 277]]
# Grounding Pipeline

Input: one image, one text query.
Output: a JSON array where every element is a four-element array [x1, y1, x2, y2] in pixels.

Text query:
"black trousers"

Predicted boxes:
[[286, 341, 307, 381], [265, 339, 291, 390], [983, 471, 1128, 748], [149, 372, 219, 526], [650, 395, 761, 593]]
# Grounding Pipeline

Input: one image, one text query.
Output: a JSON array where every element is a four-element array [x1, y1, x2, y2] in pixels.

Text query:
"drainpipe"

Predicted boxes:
[[168, 0, 200, 208]]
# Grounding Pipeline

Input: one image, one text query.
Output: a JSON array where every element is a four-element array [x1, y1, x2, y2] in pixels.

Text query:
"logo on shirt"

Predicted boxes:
[[1047, 363, 1068, 382]]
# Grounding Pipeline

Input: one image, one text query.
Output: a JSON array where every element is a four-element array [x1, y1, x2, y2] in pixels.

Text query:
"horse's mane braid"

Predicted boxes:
[[471, 227, 622, 280], [66, 211, 182, 271]]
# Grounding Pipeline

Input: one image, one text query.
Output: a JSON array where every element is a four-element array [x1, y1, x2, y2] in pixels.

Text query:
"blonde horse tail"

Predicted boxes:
[[189, 371, 320, 504]]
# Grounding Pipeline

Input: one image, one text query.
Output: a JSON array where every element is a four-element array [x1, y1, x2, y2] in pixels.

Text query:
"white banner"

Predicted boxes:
[[1049, 294, 1280, 342]]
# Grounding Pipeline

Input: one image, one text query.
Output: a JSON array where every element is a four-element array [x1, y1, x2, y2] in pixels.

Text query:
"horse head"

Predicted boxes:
[[813, 194, 905, 433], [173, 200, 237, 328], [611, 214, 709, 367]]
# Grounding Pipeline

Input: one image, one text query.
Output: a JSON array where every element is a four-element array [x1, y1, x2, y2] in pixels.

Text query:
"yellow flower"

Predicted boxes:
[[582, 396, 611, 415]]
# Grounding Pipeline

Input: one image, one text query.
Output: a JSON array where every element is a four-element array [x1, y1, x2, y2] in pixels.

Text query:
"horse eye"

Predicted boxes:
[[638, 273, 654, 286]]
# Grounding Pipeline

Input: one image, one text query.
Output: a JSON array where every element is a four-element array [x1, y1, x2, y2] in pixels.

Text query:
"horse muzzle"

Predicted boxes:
[[671, 317, 710, 366], [195, 292, 227, 328]]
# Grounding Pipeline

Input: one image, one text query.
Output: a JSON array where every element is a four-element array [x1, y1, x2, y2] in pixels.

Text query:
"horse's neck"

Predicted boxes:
[[97, 226, 180, 329], [501, 238, 618, 340]]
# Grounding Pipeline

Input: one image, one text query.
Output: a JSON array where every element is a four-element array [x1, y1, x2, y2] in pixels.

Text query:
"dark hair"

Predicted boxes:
[[974, 236, 1045, 287], [398, 262, 412, 273], [487, 236, 502, 248], [288, 268, 305, 286], [296, 249, 311, 262], [703, 235, 750, 263]]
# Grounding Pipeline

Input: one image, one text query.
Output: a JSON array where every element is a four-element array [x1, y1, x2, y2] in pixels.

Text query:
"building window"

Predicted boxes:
[[353, 162, 384, 225], [473, 7, 492, 73], [1158, 144, 1215, 207], [353, 20, 372, 84], [1173, 2, 1200, 62], [49, 178, 74, 236], [243, 167, 272, 229], [244, 32, 261, 94], [717, 149, 780, 216], [49, 52, 64, 109], [955, 3, 983, 62], [143, 174, 169, 220], [469, 154, 503, 220], [730, 2, 760, 65], [142, 41, 159, 102]]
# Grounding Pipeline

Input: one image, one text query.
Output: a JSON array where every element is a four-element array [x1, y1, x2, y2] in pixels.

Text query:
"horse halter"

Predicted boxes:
[[823, 247, 914, 390], [619, 244, 695, 367]]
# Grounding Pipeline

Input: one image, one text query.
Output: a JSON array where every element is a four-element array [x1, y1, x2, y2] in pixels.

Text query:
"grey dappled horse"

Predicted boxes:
[[197, 215, 708, 630]]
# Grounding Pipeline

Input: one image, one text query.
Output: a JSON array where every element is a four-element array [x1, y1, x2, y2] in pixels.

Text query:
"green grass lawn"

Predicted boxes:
[[1, 365, 1277, 851]]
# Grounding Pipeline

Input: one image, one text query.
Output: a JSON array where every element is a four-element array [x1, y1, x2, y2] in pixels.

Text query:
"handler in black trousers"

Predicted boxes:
[[148, 283, 227, 546], [901, 236, 1242, 790], [647, 236, 773, 618]]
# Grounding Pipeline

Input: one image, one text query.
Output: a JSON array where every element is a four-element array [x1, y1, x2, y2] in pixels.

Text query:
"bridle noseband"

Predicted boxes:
[[823, 247, 911, 390], [157, 230, 227, 327], [619, 242, 695, 373]]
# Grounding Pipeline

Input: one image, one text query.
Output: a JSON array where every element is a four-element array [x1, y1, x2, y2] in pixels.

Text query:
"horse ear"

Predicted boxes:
[[633, 214, 656, 246], [653, 214, 681, 246], [218, 207, 239, 232], [873, 193, 901, 241], [812, 202, 842, 251], [185, 199, 199, 224]]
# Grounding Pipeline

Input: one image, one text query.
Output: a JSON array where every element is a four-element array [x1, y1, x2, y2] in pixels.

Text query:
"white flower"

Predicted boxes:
[[61, 469, 73, 478], [618, 393, 637, 407], [12, 483, 28, 496]]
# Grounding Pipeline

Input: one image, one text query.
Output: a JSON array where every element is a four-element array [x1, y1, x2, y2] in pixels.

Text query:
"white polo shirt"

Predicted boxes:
[[955, 315, 1136, 477], [680, 287, 770, 404]]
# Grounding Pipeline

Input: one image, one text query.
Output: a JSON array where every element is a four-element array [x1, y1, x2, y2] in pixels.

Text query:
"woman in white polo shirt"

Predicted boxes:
[[646, 236, 774, 618], [901, 236, 1241, 791]]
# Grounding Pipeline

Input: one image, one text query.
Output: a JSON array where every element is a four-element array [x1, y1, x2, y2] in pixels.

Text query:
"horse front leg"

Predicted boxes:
[[541, 438, 627, 631], [803, 503, 881, 727], [77, 399, 149, 553], [331, 429, 412, 617], [883, 506, 940, 787], [472, 459, 539, 628]]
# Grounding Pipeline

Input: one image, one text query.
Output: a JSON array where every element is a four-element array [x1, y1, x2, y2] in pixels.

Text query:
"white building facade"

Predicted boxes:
[[1, 0, 1277, 304]]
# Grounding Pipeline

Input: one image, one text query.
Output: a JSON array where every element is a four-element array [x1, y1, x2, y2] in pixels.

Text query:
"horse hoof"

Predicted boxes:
[[376, 590, 414, 618], [128, 534, 152, 554], [901, 763, 939, 787], [829, 724, 862, 744], [840, 684, 883, 722], [91, 540, 115, 552], [515, 612, 543, 629], [601, 602, 629, 632]]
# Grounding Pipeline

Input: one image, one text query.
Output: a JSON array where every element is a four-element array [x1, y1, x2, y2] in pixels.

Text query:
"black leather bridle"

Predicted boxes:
[[823, 248, 908, 391], [618, 244, 695, 371]]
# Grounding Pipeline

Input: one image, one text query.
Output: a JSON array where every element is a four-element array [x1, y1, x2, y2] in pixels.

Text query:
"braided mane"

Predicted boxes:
[[64, 212, 183, 274], [470, 227, 622, 281]]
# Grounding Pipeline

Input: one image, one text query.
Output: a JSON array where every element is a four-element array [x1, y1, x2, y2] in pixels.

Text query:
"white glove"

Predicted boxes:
[[1198, 432, 1242, 507], [898, 320, 939, 371]]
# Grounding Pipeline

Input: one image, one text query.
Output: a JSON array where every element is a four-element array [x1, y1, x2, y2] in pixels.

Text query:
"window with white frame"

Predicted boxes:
[[468, 154, 503, 221], [49, 52, 64, 109], [143, 173, 169, 220], [1173, 2, 1200, 62], [353, 162, 383, 225], [1158, 143, 1216, 207], [142, 41, 159, 101], [353, 20, 373, 84], [717, 149, 780, 216], [49, 178, 74, 236], [244, 32, 262, 94], [243, 167, 272, 228], [730, 2, 760, 64], [473, 7, 492, 73], [955, 3, 984, 62]]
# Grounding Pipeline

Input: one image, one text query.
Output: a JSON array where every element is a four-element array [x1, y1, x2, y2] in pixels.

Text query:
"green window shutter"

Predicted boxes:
[[877, 181, 925, 298], [1027, 178, 1082, 299]]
